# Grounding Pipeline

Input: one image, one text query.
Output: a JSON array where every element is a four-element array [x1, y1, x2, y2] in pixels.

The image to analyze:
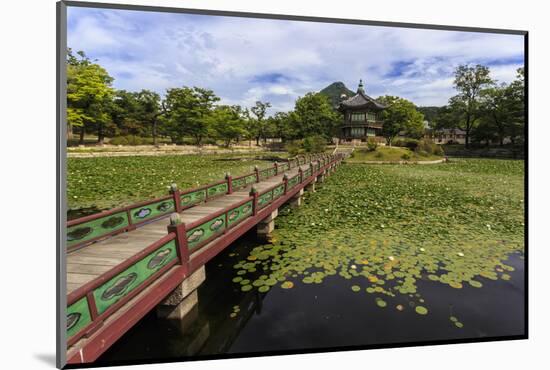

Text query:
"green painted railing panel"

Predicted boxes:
[[67, 297, 92, 339], [273, 184, 285, 200], [181, 189, 206, 208], [67, 211, 129, 248], [130, 198, 175, 224], [92, 239, 178, 315], [232, 174, 257, 189], [287, 175, 300, 189], [258, 191, 273, 209], [260, 167, 276, 179], [304, 168, 312, 177], [207, 182, 228, 198], [186, 215, 226, 250], [227, 200, 253, 227]]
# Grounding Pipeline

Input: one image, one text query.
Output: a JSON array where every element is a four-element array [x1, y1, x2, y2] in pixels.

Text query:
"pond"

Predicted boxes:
[[97, 159, 525, 364]]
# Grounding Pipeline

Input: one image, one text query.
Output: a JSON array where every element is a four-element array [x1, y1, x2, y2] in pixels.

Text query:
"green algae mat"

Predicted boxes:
[[231, 158, 524, 320]]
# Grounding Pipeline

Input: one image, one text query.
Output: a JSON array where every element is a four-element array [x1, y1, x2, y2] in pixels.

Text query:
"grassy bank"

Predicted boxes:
[[347, 146, 443, 162]]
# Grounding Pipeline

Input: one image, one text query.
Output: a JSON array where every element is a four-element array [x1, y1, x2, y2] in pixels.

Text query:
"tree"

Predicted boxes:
[[208, 105, 248, 147], [163, 87, 220, 145], [504, 67, 525, 144], [66, 49, 114, 144], [479, 84, 511, 146], [292, 93, 341, 139], [266, 112, 295, 142], [449, 64, 494, 148], [109, 90, 143, 136], [136, 90, 163, 145], [250, 101, 272, 145], [377, 95, 425, 145]]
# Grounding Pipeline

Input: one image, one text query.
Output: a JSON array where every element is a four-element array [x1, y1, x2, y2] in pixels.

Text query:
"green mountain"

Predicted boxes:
[[417, 106, 442, 124], [319, 81, 355, 108]]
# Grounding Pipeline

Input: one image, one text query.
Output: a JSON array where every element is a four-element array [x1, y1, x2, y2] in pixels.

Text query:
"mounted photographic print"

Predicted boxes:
[[57, 1, 527, 368]]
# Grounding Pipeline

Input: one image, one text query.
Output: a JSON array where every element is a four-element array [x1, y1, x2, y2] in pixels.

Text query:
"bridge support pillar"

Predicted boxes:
[[305, 179, 316, 192], [317, 172, 325, 183], [157, 266, 206, 320], [257, 208, 278, 242], [290, 188, 304, 208]]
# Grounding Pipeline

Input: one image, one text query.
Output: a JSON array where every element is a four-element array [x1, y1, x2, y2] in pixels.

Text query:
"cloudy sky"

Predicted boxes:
[[67, 6, 524, 113]]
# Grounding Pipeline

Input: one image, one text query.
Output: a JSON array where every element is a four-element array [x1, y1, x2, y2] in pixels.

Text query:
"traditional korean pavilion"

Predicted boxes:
[[338, 79, 386, 141]]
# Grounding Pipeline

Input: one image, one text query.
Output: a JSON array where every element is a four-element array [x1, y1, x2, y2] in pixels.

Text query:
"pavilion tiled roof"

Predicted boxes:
[[338, 89, 386, 110]]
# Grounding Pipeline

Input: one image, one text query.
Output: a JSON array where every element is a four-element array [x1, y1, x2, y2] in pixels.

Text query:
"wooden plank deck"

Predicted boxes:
[[66, 163, 311, 294]]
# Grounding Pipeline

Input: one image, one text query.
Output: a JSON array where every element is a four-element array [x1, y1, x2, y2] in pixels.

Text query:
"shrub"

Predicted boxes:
[[416, 150, 429, 157], [109, 135, 147, 146], [375, 151, 383, 158], [415, 139, 444, 156], [433, 145, 445, 156], [285, 140, 303, 156], [109, 136, 128, 146], [394, 138, 419, 150], [366, 137, 378, 151], [401, 153, 411, 160], [303, 135, 327, 153]]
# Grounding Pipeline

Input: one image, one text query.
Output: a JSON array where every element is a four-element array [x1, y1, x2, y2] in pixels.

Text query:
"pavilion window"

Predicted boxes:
[[351, 113, 365, 122], [367, 112, 377, 121]]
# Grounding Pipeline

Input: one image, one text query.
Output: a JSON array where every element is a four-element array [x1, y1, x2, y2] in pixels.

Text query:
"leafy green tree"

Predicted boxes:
[[292, 93, 341, 139], [449, 64, 494, 148], [66, 49, 114, 144], [208, 105, 248, 147], [504, 68, 525, 144], [136, 90, 163, 145], [250, 101, 272, 145], [377, 95, 425, 145], [109, 90, 143, 136], [266, 112, 296, 142], [163, 86, 220, 145]]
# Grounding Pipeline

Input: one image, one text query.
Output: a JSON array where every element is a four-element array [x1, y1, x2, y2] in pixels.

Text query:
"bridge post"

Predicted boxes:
[[158, 214, 204, 320], [170, 183, 182, 213], [283, 174, 289, 194], [225, 172, 233, 194], [254, 165, 260, 183], [274, 162, 279, 175], [250, 186, 259, 216], [168, 213, 189, 276]]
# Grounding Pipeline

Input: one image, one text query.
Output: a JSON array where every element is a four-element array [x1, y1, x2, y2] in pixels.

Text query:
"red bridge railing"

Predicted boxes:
[[66, 153, 345, 349]]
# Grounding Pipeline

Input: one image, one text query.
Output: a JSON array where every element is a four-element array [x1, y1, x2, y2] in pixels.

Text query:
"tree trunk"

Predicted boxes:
[[79, 126, 85, 145], [97, 125, 104, 145], [152, 120, 158, 146], [67, 124, 73, 141]]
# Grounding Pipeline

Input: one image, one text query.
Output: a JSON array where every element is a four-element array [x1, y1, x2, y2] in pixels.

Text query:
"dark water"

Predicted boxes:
[[97, 231, 525, 365]]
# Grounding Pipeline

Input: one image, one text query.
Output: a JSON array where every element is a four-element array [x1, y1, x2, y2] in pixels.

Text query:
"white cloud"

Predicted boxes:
[[67, 8, 524, 111]]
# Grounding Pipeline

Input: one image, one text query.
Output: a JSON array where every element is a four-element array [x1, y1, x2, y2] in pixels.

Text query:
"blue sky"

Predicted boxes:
[[67, 7, 524, 113]]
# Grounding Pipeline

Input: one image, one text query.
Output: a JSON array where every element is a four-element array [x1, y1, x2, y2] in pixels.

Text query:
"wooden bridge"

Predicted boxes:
[[64, 153, 345, 364]]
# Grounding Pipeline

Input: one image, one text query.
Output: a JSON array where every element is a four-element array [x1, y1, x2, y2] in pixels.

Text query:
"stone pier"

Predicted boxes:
[[257, 208, 278, 242], [157, 266, 206, 320], [305, 178, 316, 192], [317, 171, 325, 183], [290, 188, 304, 208]]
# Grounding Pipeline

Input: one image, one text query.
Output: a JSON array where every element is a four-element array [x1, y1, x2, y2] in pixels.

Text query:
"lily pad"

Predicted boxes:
[[415, 306, 428, 315]]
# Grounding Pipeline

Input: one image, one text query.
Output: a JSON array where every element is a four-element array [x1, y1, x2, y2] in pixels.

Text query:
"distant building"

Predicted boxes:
[[338, 80, 386, 142], [429, 128, 467, 145]]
